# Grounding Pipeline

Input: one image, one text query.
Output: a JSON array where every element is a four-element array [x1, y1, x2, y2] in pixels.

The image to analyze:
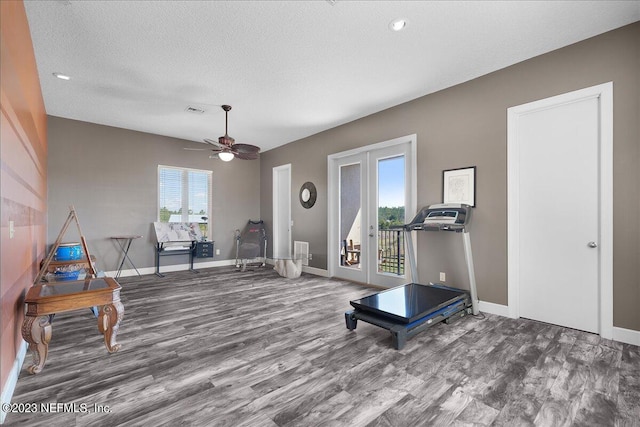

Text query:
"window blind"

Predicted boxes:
[[158, 165, 213, 238]]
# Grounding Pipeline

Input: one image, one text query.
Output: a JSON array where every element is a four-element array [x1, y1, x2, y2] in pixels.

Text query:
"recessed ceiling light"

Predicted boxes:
[[52, 72, 70, 80], [389, 19, 407, 32]]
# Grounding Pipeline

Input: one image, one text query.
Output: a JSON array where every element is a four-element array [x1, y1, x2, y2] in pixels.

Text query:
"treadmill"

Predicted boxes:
[[344, 203, 480, 349]]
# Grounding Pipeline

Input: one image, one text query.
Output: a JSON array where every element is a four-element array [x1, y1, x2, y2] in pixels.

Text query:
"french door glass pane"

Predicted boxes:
[[340, 163, 361, 269], [377, 156, 405, 275]]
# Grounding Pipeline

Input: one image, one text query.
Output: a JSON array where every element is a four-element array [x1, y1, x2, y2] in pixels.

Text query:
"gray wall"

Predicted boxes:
[[47, 117, 260, 272], [260, 22, 640, 331]]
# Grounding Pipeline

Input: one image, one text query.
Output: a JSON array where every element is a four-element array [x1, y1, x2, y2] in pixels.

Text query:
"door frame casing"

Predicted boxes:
[[327, 134, 417, 284], [507, 82, 613, 339], [273, 163, 292, 259]]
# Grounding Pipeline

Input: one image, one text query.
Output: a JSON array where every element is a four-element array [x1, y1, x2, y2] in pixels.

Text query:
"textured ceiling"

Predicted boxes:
[[24, 1, 640, 152]]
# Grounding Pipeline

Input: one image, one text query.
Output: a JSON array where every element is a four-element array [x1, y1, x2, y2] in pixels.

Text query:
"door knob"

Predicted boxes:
[[587, 241, 598, 248]]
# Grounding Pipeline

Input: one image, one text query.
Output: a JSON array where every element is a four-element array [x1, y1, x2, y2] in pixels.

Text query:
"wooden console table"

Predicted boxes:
[[22, 277, 124, 374]]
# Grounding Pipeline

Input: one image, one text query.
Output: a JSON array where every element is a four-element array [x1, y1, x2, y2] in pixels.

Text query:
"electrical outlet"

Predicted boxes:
[[439, 272, 446, 282], [216, 249, 220, 255], [308, 253, 312, 260], [9, 220, 14, 239]]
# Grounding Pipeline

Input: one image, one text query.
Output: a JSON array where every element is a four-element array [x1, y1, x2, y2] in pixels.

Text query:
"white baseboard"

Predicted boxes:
[[477, 300, 510, 317], [301, 265, 329, 277], [265, 258, 329, 277], [106, 259, 329, 279], [104, 259, 238, 278], [53, 259, 640, 346], [1, 340, 27, 425], [612, 326, 640, 346], [477, 302, 640, 346]]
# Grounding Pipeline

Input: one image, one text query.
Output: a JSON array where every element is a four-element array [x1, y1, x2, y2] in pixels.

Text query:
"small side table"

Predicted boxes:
[[111, 235, 142, 278]]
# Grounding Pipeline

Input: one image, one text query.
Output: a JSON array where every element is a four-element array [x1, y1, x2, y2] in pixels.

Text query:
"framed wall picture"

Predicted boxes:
[[442, 166, 476, 207]]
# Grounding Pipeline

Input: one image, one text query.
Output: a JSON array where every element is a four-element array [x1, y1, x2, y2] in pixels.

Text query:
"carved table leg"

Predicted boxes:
[[21, 315, 52, 374], [98, 301, 124, 353]]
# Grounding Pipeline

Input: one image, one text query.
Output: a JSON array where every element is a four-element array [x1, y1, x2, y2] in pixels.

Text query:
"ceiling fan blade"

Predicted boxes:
[[233, 151, 260, 160], [203, 138, 228, 149], [232, 143, 260, 154]]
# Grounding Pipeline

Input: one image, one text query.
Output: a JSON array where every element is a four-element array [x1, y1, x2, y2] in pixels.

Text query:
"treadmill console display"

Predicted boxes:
[[405, 203, 471, 232], [350, 283, 468, 324]]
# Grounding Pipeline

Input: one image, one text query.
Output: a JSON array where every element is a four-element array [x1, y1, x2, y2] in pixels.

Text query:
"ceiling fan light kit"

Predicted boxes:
[[185, 104, 260, 161], [218, 152, 234, 162]]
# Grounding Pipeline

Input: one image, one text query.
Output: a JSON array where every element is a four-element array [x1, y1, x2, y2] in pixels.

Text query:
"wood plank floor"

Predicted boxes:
[[6, 267, 640, 426]]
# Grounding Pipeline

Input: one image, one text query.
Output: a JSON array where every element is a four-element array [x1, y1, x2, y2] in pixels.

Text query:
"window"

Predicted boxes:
[[158, 165, 212, 238]]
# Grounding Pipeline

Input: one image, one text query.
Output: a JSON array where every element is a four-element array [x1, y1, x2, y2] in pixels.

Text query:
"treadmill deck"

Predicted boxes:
[[350, 283, 468, 324], [346, 283, 471, 349]]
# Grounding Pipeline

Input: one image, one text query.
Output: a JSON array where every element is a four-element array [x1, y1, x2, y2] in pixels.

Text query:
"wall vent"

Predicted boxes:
[[294, 241, 309, 266]]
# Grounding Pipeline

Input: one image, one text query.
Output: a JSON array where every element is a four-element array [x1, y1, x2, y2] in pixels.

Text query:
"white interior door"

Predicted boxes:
[[508, 83, 613, 336], [273, 164, 291, 259], [329, 135, 416, 286]]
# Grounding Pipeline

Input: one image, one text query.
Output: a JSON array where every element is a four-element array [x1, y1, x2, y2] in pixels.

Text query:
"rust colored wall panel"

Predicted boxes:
[[0, 0, 47, 391], [0, 113, 46, 190]]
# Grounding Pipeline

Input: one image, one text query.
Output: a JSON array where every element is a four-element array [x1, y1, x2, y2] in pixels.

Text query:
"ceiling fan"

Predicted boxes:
[[185, 105, 260, 161]]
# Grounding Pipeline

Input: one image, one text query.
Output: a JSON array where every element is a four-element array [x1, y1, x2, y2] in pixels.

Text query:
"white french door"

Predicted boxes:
[[328, 135, 416, 287]]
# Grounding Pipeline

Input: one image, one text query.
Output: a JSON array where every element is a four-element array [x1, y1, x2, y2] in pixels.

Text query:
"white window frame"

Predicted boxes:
[[157, 165, 213, 239]]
